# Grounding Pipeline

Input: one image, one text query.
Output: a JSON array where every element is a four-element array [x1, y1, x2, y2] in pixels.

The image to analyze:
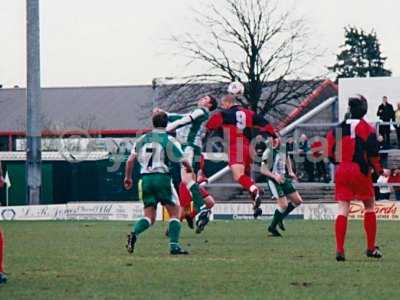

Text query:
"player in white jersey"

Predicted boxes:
[[158, 95, 218, 232], [124, 112, 209, 255], [261, 137, 303, 237]]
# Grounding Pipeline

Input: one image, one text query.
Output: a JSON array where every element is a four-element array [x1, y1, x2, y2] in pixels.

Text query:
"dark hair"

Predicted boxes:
[[348, 94, 368, 119], [152, 112, 168, 128], [208, 95, 218, 111]]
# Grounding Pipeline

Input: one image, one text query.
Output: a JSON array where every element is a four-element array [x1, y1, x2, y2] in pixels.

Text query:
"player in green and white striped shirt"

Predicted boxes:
[[261, 137, 303, 237], [124, 112, 201, 255], [166, 96, 218, 174], [160, 95, 218, 232]]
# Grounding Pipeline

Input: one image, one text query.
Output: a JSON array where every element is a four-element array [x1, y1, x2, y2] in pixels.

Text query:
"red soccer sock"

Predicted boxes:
[[0, 230, 4, 273], [179, 182, 192, 209], [364, 211, 377, 251], [335, 215, 348, 254], [238, 175, 255, 192]]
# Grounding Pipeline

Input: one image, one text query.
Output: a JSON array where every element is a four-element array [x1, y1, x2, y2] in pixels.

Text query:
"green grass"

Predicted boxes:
[[1, 220, 399, 300]]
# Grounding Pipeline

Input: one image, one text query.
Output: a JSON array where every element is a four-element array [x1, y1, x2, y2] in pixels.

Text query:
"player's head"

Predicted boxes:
[[348, 94, 368, 119], [198, 95, 218, 112], [152, 111, 168, 129], [272, 137, 281, 149], [300, 133, 308, 142], [220, 94, 236, 109], [267, 136, 280, 149], [382, 96, 388, 103]]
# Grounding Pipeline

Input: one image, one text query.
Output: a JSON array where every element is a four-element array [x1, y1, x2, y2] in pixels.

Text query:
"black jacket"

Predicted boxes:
[[377, 103, 395, 122]]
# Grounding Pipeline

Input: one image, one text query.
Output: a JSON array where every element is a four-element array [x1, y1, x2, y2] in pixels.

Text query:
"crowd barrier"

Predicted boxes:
[[1, 201, 398, 221]]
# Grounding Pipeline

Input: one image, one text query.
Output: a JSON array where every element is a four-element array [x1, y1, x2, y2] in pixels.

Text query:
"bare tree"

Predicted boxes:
[[70, 113, 104, 132], [165, 0, 323, 119]]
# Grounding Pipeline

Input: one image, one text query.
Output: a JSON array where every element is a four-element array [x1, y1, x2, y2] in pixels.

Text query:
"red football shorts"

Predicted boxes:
[[335, 163, 374, 202], [228, 144, 252, 170], [179, 182, 192, 209]]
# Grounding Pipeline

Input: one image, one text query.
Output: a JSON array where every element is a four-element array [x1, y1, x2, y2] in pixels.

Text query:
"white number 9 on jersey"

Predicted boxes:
[[236, 111, 246, 130]]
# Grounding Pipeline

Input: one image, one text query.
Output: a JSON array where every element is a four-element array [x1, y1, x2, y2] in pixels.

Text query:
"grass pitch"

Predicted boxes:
[[1, 220, 399, 300]]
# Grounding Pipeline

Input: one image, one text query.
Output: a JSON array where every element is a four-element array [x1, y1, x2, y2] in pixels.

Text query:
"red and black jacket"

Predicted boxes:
[[326, 119, 383, 176]]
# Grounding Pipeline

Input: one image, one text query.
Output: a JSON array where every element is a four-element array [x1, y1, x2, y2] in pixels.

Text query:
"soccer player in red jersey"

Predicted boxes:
[[327, 95, 388, 261], [0, 161, 7, 284], [206, 94, 277, 218], [178, 154, 215, 231]]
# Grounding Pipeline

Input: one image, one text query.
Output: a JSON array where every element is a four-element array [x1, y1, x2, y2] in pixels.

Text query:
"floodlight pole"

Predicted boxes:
[[26, 0, 42, 205]]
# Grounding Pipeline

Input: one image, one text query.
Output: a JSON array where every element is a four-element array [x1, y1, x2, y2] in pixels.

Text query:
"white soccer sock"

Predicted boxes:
[[277, 206, 286, 213], [249, 185, 258, 193]]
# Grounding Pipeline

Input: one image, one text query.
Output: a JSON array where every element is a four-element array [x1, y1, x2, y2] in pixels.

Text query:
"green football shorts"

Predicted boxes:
[[267, 177, 297, 199], [138, 173, 179, 209]]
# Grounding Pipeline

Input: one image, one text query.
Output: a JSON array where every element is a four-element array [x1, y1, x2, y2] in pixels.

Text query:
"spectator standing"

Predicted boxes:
[[286, 137, 295, 174], [252, 135, 267, 183], [299, 134, 314, 182], [377, 96, 394, 148], [377, 135, 389, 168], [311, 140, 329, 182], [377, 170, 391, 200], [388, 168, 400, 201], [394, 102, 400, 149]]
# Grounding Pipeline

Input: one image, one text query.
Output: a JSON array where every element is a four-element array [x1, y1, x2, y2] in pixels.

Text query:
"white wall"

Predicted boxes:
[[339, 77, 400, 122]]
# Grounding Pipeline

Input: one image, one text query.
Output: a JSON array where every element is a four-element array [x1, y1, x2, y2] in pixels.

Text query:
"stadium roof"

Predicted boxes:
[[0, 80, 337, 133]]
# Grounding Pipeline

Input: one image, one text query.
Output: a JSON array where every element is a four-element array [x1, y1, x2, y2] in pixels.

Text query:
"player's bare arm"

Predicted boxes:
[[124, 153, 136, 190], [181, 160, 193, 174], [166, 110, 202, 132], [286, 154, 297, 180], [260, 163, 284, 184]]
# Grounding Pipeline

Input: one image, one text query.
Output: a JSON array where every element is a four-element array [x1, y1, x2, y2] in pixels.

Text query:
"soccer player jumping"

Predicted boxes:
[[163, 95, 218, 232], [206, 89, 277, 218], [327, 94, 388, 261], [124, 112, 195, 255]]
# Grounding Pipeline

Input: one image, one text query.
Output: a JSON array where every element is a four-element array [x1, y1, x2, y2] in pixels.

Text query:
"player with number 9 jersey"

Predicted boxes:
[[207, 103, 276, 168], [206, 95, 277, 218]]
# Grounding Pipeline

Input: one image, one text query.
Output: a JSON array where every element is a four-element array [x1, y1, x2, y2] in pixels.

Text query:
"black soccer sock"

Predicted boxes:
[[269, 209, 283, 229], [281, 202, 297, 219]]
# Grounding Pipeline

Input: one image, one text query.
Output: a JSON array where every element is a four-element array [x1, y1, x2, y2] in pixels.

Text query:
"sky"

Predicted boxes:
[[0, 0, 399, 88]]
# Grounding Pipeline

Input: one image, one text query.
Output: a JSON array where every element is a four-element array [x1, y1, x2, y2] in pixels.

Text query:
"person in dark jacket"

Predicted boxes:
[[377, 96, 394, 148], [252, 134, 267, 183], [286, 137, 295, 174], [299, 134, 314, 182]]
